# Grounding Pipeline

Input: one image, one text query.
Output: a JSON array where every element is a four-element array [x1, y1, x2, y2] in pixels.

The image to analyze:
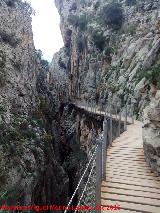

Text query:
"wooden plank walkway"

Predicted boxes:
[[75, 103, 160, 212], [101, 121, 160, 213]]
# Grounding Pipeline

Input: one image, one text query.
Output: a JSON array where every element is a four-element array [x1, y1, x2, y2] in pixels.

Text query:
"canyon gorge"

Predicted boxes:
[[0, 0, 160, 212]]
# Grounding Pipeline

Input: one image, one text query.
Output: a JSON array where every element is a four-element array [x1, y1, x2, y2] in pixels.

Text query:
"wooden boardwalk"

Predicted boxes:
[[101, 121, 160, 213], [75, 103, 160, 212]]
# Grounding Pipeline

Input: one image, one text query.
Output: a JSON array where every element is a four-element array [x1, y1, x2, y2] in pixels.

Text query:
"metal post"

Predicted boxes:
[[115, 102, 118, 120], [91, 100, 92, 112], [96, 139, 102, 211], [110, 102, 112, 117], [118, 108, 121, 137], [125, 104, 127, 131], [110, 114, 113, 146], [105, 105, 107, 116], [131, 104, 134, 124], [92, 100, 94, 113], [102, 119, 107, 180]]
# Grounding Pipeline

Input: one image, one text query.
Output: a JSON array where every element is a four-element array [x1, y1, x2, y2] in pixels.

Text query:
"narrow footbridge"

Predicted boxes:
[[64, 101, 160, 213]]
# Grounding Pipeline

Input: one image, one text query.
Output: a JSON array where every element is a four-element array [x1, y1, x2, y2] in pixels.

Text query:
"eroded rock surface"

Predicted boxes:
[[143, 90, 160, 174]]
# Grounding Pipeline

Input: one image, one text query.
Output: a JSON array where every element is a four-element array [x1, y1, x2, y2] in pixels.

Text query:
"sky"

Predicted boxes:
[[26, 0, 64, 62]]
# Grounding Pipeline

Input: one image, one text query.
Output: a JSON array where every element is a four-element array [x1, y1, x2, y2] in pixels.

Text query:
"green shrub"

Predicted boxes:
[[76, 35, 85, 53], [91, 30, 106, 51], [101, 2, 124, 30], [144, 64, 160, 89], [58, 57, 66, 69], [0, 72, 6, 87], [137, 64, 160, 89], [6, 0, 17, 7], [103, 47, 115, 56], [68, 14, 88, 31], [0, 31, 21, 47], [0, 104, 7, 114], [126, 0, 137, 6], [121, 24, 137, 36], [94, 1, 100, 10]]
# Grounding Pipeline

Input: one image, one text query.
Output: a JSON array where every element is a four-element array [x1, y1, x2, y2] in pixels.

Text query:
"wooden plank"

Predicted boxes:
[[108, 150, 144, 154], [108, 150, 143, 154], [106, 173, 160, 182], [105, 176, 160, 188], [101, 186, 160, 199], [102, 181, 160, 194], [108, 156, 145, 160], [107, 159, 147, 164], [112, 141, 142, 146], [106, 166, 157, 175], [101, 192, 160, 206], [106, 169, 158, 178], [106, 171, 160, 180], [108, 148, 143, 152], [107, 157, 146, 161], [106, 163, 150, 169], [103, 177, 160, 188], [106, 161, 150, 167], [107, 155, 145, 159], [101, 199, 160, 213], [108, 146, 142, 149]]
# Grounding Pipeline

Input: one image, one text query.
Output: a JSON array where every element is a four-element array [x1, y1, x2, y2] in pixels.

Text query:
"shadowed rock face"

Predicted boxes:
[[143, 90, 160, 175], [0, 0, 69, 209]]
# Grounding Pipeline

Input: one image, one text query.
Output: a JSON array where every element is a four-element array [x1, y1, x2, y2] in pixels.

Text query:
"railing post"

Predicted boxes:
[[105, 105, 107, 116], [86, 100, 88, 111], [96, 139, 102, 212], [131, 103, 134, 124], [109, 114, 113, 146], [124, 104, 127, 131], [100, 102, 102, 115], [115, 102, 118, 120], [102, 118, 107, 180], [118, 108, 121, 137]]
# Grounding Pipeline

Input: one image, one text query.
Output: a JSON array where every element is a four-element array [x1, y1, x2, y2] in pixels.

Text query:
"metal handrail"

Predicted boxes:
[[74, 160, 96, 213], [64, 144, 98, 213]]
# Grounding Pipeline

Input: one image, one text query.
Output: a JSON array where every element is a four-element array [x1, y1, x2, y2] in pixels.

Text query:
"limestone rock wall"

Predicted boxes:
[[0, 0, 69, 209], [143, 90, 160, 174], [0, 0, 39, 118], [54, 0, 160, 113]]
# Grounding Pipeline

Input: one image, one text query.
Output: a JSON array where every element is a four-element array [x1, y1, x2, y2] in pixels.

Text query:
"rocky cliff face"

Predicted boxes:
[[0, 0, 69, 209], [53, 0, 160, 174], [143, 91, 160, 175], [54, 0, 160, 110], [0, 0, 39, 117]]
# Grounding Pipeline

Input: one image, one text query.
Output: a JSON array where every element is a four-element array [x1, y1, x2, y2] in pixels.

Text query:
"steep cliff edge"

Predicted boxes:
[[52, 0, 160, 174]]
